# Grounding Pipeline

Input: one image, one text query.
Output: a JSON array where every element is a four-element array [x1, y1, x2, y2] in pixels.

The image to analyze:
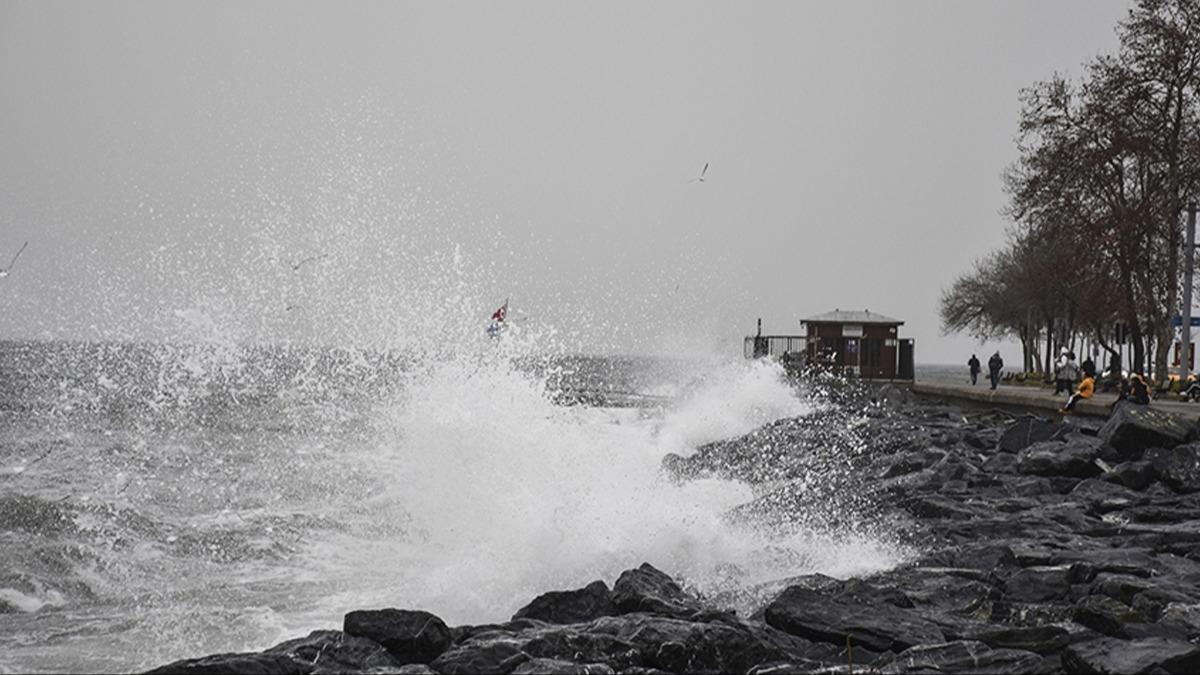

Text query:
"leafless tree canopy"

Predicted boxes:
[[941, 0, 1200, 381]]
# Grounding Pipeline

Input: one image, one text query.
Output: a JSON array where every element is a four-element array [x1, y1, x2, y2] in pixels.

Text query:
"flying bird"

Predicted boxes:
[[290, 254, 329, 271], [0, 241, 28, 278], [688, 163, 709, 183]]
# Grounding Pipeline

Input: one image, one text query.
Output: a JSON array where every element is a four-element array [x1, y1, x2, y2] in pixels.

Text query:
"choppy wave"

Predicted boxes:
[[0, 334, 908, 673]]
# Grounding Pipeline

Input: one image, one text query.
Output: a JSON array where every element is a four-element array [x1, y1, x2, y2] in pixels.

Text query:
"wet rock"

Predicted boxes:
[[343, 609, 452, 664], [1002, 566, 1071, 603], [1016, 439, 1101, 478], [764, 585, 945, 653], [1159, 603, 1200, 638], [1101, 460, 1158, 491], [429, 637, 527, 675], [1072, 594, 1142, 638], [878, 640, 1042, 674], [964, 625, 1069, 655], [520, 628, 641, 671], [143, 652, 310, 675], [513, 580, 618, 624], [1145, 444, 1200, 493], [592, 612, 827, 675], [1068, 479, 1148, 514], [611, 563, 706, 619], [999, 416, 1067, 453], [1100, 402, 1195, 460], [510, 658, 614, 674], [1062, 635, 1200, 674], [266, 630, 401, 673]]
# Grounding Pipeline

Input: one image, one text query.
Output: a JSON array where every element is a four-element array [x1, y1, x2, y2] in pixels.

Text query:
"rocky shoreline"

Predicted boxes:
[[147, 390, 1200, 674]]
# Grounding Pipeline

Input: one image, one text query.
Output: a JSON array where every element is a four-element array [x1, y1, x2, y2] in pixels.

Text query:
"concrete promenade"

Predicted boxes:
[[911, 380, 1200, 422]]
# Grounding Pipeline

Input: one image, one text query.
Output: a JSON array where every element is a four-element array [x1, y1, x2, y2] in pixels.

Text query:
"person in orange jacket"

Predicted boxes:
[[1061, 365, 1095, 413]]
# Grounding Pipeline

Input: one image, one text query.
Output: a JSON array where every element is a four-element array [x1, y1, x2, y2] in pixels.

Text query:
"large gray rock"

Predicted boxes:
[[343, 608, 452, 664], [878, 640, 1042, 674], [1063, 635, 1200, 674], [429, 637, 528, 675], [611, 563, 705, 619], [513, 580, 618, 624], [999, 416, 1068, 453], [963, 625, 1069, 655], [266, 630, 402, 673], [1100, 403, 1195, 460], [143, 652, 309, 675], [1016, 438, 1102, 478], [592, 612, 827, 675], [1146, 443, 1200, 493], [763, 585, 945, 653]]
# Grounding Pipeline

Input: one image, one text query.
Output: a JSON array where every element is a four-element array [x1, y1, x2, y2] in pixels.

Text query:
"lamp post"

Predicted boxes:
[[1182, 202, 1199, 381]]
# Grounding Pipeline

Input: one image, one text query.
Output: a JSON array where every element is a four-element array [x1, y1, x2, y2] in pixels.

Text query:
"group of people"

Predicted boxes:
[[968, 346, 1154, 414], [966, 351, 1004, 390]]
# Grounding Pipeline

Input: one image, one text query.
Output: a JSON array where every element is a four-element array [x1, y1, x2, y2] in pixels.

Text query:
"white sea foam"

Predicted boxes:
[[288, 333, 903, 628]]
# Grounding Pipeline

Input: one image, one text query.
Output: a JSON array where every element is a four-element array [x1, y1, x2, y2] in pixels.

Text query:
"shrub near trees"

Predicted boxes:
[[941, 0, 1200, 385]]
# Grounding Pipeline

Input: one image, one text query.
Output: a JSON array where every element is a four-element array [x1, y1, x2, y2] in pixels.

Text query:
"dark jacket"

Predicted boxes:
[[988, 354, 1003, 373], [968, 356, 981, 373]]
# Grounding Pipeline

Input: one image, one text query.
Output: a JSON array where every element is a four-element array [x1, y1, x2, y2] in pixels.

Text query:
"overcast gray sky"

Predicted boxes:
[[0, 1, 1131, 362]]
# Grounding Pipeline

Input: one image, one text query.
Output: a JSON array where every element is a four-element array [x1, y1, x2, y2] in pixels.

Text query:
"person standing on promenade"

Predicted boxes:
[[1054, 348, 1070, 395], [988, 351, 1003, 390], [1061, 363, 1096, 414], [968, 354, 981, 385]]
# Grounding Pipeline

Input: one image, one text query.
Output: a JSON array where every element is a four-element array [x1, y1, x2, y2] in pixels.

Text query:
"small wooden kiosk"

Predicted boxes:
[[801, 309, 911, 379]]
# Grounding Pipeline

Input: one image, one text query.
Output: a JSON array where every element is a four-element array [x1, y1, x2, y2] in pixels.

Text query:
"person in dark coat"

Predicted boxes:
[[987, 351, 1003, 390], [968, 354, 981, 385], [1129, 373, 1151, 405]]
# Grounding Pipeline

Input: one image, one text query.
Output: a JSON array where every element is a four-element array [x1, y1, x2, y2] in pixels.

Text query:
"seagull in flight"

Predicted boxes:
[[290, 254, 329, 271], [0, 241, 28, 279], [688, 163, 709, 183]]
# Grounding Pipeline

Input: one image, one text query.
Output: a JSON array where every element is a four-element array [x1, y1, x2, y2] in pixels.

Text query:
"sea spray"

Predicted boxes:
[[275, 329, 904, 631]]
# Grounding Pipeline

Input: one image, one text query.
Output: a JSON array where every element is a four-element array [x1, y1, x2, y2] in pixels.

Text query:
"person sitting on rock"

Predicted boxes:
[[1128, 373, 1151, 405], [1183, 373, 1200, 402], [1060, 366, 1095, 414]]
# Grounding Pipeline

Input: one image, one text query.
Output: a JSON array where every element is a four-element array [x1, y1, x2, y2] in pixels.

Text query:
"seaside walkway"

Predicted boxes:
[[911, 380, 1200, 422]]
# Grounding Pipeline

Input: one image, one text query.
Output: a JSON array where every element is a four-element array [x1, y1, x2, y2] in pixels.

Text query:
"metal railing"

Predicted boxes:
[[743, 335, 807, 359]]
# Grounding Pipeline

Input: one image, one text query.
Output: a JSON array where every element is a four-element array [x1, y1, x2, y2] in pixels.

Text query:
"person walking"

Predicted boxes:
[[968, 354, 981, 386], [987, 351, 1003, 390]]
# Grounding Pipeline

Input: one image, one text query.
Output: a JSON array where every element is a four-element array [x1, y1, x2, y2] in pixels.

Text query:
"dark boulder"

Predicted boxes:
[[1072, 594, 1142, 638], [1099, 403, 1194, 460], [1145, 444, 1200, 493], [510, 659, 614, 674], [1101, 460, 1159, 491], [964, 625, 1069, 655], [428, 637, 528, 675], [343, 608, 452, 664], [611, 563, 706, 619], [764, 585, 944, 653], [1063, 635, 1200, 674], [1068, 479, 1148, 514], [1002, 566, 1071, 603], [1016, 438, 1102, 479], [999, 416, 1067, 453], [265, 630, 401, 673], [592, 612, 829, 674], [520, 628, 641, 671], [513, 580, 618, 624], [878, 640, 1042, 674], [143, 652, 309, 675]]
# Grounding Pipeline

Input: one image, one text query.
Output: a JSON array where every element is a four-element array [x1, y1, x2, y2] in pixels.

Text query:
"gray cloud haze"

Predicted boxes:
[[0, 1, 1131, 361]]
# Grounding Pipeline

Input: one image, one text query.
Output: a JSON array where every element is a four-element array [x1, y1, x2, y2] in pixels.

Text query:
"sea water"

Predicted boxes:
[[0, 336, 907, 674]]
